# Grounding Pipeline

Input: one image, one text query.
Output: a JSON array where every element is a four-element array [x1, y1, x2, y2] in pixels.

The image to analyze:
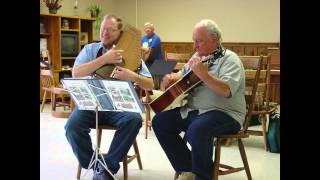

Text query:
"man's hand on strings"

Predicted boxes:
[[112, 66, 136, 81], [188, 56, 209, 80]]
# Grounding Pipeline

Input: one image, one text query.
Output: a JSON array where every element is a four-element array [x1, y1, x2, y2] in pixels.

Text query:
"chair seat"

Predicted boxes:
[[52, 87, 69, 94]]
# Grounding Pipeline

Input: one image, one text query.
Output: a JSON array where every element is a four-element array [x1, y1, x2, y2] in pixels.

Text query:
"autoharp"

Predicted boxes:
[[94, 24, 142, 79]]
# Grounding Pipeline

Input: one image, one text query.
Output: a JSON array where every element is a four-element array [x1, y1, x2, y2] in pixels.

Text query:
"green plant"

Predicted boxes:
[[87, 4, 103, 34], [87, 4, 102, 18], [43, 0, 62, 10], [93, 16, 103, 34]]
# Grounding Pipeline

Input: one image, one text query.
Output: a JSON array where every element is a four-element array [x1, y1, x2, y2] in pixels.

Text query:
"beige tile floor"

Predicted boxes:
[[40, 104, 280, 180]]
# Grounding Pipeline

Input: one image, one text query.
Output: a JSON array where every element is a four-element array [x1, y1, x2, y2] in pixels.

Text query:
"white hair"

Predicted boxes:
[[195, 19, 222, 44], [144, 22, 154, 29]]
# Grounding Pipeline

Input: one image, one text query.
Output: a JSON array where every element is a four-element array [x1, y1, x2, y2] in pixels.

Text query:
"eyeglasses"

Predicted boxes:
[[105, 27, 119, 33]]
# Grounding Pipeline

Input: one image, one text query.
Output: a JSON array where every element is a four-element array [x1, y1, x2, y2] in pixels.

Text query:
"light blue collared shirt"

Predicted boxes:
[[74, 42, 152, 78], [179, 49, 246, 126]]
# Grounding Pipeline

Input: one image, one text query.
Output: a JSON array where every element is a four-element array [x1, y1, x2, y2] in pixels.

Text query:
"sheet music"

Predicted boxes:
[[62, 79, 144, 113], [61, 80, 100, 110], [100, 80, 144, 113]]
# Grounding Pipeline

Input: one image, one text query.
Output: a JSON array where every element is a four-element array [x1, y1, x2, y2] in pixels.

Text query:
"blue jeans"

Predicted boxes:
[[152, 108, 241, 180], [64, 107, 142, 174]]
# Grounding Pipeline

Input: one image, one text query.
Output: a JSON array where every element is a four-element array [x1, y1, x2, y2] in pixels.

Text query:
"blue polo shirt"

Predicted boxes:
[[141, 33, 163, 60], [74, 42, 152, 78]]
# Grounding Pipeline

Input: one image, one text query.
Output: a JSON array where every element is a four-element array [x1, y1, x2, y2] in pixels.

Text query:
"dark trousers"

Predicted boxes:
[[64, 107, 142, 174], [152, 108, 241, 180]]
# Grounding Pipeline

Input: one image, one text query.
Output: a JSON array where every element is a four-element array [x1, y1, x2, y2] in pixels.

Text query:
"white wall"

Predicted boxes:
[[40, 0, 280, 42], [117, 0, 280, 42]]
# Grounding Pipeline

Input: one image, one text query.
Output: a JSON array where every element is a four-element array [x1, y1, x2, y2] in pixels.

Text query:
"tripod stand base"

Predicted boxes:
[[80, 148, 117, 180]]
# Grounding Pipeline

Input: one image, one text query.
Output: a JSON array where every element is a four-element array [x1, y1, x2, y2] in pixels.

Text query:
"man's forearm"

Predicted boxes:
[[134, 74, 154, 90], [72, 57, 105, 78]]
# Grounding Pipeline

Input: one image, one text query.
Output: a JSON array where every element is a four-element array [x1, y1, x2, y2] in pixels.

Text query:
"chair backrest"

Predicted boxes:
[[40, 69, 55, 91], [267, 47, 280, 70], [165, 52, 191, 62], [40, 50, 51, 68], [165, 52, 191, 71], [40, 50, 58, 90], [240, 55, 271, 108], [239, 55, 263, 132]]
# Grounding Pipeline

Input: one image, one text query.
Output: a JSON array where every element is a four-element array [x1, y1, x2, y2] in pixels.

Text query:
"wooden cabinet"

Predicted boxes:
[[40, 13, 95, 101]]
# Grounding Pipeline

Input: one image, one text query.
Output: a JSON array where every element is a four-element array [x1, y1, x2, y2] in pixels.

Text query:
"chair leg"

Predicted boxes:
[[76, 163, 82, 180], [213, 138, 221, 180], [262, 114, 269, 151], [145, 105, 151, 139], [123, 156, 128, 180], [51, 92, 56, 111], [41, 90, 47, 112], [224, 138, 234, 146], [238, 139, 252, 180], [133, 140, 143, 170]]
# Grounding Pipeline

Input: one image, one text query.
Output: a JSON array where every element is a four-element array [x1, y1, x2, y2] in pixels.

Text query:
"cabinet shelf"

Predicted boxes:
[[61, 57, 77, 60], [40, 33, 50, 37], [61, 67, 73, 71], [61, 29, 80, 32], [40, 13, 95, 101]]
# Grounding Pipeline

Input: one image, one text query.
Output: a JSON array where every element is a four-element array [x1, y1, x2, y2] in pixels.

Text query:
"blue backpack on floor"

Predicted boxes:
[[267, 112, 280, 153]]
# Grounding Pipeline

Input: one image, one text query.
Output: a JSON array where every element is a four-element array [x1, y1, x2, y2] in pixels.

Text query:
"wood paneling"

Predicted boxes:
[[161, 42, 280, 59], [161, 42, 280, 103], [268, 47, 280, 70]]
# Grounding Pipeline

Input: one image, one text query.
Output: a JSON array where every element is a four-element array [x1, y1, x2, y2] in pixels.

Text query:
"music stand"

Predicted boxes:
[[62, 79, 145, 180], [148, 60, 177, 89], [70, 87, 117, 180], [83, 104, 117, 180], [148, 60, 177, 76]]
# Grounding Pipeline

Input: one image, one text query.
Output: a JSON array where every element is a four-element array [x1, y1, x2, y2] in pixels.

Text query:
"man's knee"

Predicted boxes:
[[64, 111, 83, 137], [151, 114, 161, 129], [124, 114, 142, 129]]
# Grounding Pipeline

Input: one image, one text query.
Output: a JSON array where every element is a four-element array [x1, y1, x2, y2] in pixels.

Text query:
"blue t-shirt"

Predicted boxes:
[[141, 33, 163, 60], [74, 42, 151, 78]]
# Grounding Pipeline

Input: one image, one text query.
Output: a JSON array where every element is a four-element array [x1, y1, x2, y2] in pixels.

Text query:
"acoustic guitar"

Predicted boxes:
[[149, 48, 225, 114]]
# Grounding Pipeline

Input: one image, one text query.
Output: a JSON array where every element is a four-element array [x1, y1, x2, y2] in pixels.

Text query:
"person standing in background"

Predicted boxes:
[[141, 22, 164, 89], [141, 22, 163, 67]]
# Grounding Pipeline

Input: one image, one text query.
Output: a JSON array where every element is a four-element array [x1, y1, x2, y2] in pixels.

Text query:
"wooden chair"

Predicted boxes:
[[174, 55, 263, 180], [241, 55, 278, 151], [40, 50, 73, 118], [76, 125, 143, 180], [224, 55, 278, 151], [142, 89, 164, 139], [165, 52, 191, 71], [140, 90, 152, 139], [267, 47, 280, 70]]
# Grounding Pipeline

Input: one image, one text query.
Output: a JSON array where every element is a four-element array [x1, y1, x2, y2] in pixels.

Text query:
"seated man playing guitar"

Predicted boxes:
[[151, 19, 246, 180], [64, 14, 154, 180]]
